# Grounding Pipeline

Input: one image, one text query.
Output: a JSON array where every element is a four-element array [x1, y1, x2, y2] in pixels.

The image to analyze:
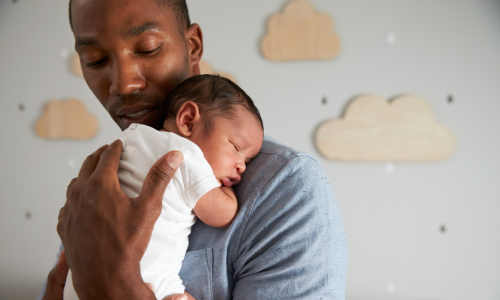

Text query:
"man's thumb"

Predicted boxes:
[[139, 151, 183, 207]]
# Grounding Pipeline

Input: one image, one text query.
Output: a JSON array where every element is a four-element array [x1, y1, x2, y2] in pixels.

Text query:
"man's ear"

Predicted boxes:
[[185, 23, 203, 76], [176, 101, 202, 137]]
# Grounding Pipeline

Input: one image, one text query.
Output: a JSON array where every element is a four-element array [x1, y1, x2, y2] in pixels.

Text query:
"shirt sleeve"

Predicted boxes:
[[231, 155, 347, 299], [169, 134, 220, 209]]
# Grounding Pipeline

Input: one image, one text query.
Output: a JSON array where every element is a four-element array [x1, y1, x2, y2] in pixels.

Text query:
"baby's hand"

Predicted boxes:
[[146, 283, 189, 300]]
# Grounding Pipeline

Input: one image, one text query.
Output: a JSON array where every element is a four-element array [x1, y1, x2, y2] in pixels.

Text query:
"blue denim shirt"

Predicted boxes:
[[37, 136, 347, 300], [178, 136, 347, 299]]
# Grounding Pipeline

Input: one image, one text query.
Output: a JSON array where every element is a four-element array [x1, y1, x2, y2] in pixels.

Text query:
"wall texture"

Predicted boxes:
[[1, 0, 499, 299]]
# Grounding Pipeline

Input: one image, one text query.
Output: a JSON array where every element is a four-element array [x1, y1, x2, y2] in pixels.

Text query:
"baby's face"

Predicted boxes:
[[189, 107, 263, 187]]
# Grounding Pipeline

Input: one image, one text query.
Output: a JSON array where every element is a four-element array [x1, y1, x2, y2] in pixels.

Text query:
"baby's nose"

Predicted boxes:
[[236, 162, 246, 174]]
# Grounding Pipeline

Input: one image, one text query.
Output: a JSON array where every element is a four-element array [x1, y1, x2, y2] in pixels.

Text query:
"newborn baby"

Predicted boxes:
[[64, 74, 264, 300]]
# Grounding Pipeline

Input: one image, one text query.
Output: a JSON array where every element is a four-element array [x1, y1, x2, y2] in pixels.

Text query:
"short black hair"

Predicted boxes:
[[68, 0, 191, 32], [166, 74, 264, 133]]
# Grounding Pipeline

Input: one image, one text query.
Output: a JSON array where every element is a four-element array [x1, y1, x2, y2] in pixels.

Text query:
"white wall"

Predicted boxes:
[[1, 0, 499, 299]]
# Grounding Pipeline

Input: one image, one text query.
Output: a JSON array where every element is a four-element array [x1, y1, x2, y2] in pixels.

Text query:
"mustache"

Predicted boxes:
[[109, 93, 166, 115]]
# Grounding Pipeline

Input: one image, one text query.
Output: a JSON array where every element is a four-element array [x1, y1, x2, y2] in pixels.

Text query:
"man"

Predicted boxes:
[[40, 0, 347, 299]]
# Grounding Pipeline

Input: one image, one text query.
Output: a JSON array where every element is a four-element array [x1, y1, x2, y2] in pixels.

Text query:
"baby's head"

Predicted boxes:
[[163, 75, 264, 187]]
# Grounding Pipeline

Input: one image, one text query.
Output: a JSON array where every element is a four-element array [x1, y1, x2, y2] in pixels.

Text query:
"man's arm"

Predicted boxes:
[[44, 141, 189, 300], [232, 155, 347, 299], [193, 186, 238, 228]]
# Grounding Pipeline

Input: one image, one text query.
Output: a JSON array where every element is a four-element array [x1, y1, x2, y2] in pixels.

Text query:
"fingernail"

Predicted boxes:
[[168, 152, 183, 169]]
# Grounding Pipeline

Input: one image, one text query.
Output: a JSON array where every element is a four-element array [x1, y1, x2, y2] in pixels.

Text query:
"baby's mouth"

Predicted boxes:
[[221, 176, 241, 187], [221, 178, 233, 187]]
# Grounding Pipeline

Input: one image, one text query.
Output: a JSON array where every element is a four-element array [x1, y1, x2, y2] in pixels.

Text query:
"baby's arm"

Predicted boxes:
[[193, 186, 238, 228]]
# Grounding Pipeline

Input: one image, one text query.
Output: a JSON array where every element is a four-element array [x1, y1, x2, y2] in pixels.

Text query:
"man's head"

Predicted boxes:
[[70, 0, 203, 130], [163, 75, 264, 187], [69, 0, 191, 34]]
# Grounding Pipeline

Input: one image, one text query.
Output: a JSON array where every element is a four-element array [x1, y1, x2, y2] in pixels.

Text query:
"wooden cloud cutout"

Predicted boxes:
[[36, 99, 98, 140], [71, 53, 83, 77], [261, 0, 341, 61], [199, 60, 238, 84], [316, 95, 456, 162]]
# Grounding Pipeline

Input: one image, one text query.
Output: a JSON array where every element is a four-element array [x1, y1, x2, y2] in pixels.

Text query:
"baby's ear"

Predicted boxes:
[[176, 101, 201, 137]]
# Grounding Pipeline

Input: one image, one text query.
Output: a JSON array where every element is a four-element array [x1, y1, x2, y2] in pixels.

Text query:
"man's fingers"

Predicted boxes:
[[138, 151, 183, 209], [92, 139, 123, 180], [42, 250, 69, 300], [78, 144, 109, 180]]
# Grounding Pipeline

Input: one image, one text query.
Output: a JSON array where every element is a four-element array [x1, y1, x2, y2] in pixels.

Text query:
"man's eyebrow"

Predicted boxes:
[[123, 22, 162, 40], [75, 37, 101, 49]]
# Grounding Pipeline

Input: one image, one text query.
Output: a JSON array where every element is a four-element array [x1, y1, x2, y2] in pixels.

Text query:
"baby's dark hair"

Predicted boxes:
[[166, 74, 263, 133]]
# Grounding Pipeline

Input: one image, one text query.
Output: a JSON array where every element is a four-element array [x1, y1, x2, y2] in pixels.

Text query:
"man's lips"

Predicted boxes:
[[117, 105, 158, 117], [122, 109, 151, 118], [117, 106, 159, 128]]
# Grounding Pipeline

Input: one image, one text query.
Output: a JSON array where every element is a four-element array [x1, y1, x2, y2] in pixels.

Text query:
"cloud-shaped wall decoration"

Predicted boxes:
[[36, 99, 98, 140], [71, 53, 83, 77], [261, 0, 341, 61], [316, 95, 456, 161], [199, 60, 238, 84]]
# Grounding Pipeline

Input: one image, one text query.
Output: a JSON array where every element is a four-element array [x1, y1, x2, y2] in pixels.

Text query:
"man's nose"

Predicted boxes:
[[108, 58, 146, 96]]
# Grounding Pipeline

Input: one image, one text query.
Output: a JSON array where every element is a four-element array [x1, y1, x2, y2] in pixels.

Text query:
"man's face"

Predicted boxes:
[[71, 0, 202, 130]]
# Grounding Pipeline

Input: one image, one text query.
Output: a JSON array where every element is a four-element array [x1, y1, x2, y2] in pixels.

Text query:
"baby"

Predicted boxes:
[[64, 74, 264, 300]]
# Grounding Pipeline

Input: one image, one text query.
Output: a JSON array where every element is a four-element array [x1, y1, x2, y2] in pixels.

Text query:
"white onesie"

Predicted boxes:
[[63, 123, 220, 300], [119, 123, 220, 299]]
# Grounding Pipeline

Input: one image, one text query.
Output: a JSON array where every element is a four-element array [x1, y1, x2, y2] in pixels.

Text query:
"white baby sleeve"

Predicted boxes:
[[168, 133, 221, 209]]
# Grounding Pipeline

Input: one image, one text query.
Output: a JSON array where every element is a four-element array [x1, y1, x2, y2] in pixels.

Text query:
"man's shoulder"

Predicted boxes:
[[260, 135, 305, 160], [238, 135, 330, 208], [245, 135, 324, 183], [250, 135, 320, 172]]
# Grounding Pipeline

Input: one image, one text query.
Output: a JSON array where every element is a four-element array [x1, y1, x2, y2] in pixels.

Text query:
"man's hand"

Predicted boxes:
[[56, 140, 184, 299]]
